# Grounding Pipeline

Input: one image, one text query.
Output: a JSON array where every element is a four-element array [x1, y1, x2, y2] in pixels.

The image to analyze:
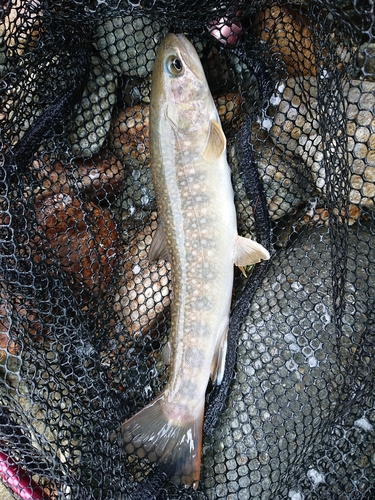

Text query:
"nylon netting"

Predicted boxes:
[[0, 1, 374, 499]]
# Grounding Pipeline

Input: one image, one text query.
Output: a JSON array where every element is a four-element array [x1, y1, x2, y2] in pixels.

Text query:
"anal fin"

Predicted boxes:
[[210, 326, 228, 386]]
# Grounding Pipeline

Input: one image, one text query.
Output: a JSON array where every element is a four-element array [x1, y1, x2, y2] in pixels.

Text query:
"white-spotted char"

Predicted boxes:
[[119, 33, 270, 489]]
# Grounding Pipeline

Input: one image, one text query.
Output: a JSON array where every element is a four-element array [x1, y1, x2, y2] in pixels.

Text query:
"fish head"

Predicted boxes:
[[151, 33, 213, 133]]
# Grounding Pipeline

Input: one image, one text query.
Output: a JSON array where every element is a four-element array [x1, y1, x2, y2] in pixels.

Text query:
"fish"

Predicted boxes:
[[118, 33, 270, 489]]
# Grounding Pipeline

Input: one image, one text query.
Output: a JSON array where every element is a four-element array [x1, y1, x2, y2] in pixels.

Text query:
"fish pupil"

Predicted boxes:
[[173, 58, 181, 71]]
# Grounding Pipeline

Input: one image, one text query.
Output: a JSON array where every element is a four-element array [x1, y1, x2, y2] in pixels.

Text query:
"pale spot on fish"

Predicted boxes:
[[190, 296, 212, 311], [179, 379, 197, 398], [186, 320, 210, 337], [186, 283, 200, 295], [185, 346, 204, 369], [166, 402, 191, 422]]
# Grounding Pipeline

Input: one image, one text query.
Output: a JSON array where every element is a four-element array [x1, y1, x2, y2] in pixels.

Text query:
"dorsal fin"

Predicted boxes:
[[202, 119, 226, 161]]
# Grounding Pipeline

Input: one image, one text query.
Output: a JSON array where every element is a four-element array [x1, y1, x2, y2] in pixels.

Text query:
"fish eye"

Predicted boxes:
[[166, 56, 183, 76]]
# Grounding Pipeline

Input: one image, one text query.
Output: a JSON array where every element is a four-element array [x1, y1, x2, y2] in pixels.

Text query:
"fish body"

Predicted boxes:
[[120, 33, 270, 488]]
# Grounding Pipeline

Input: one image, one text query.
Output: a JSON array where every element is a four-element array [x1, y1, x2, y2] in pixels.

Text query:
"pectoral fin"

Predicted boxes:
[[149, 223, 170, 262], [210, 326, 228, 386], [234, 235, 270, 267], [203, 119, 226, 162]]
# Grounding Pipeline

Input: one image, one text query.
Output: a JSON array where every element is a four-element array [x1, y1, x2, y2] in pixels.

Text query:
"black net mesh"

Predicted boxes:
[[0, 0, 374, 498]]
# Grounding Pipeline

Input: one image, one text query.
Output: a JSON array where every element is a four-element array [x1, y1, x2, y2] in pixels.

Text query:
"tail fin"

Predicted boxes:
[[118, 391, 204, 489]]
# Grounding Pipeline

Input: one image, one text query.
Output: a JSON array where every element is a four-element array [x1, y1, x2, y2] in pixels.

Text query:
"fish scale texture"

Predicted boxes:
[[0, 0, 375, 499]]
